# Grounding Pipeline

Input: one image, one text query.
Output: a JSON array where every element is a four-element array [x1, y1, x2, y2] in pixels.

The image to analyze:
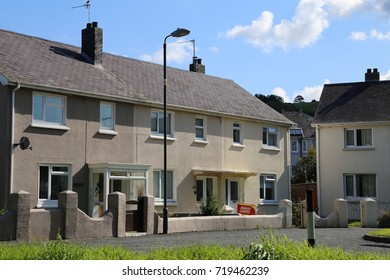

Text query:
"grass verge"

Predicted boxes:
[[0, 232, 389, 260]]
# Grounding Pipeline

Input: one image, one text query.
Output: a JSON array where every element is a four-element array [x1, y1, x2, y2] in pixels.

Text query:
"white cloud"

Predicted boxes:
[[224, 0, 366, 51], [370, 29, 390, 40], [380, 69, 390, 80], [294, 80, 330, 101], [271, 87, 291, 103], [140, 39, 192, 64], [350, 31, 367, 40]]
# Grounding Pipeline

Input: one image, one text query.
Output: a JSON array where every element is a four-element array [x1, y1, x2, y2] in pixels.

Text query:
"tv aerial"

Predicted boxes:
[[72, 0, 91, 23], [179, 39, 196, 58]]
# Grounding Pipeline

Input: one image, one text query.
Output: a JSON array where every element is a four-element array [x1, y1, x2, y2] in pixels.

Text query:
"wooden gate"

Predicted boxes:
[[125, 199, 144, 232]]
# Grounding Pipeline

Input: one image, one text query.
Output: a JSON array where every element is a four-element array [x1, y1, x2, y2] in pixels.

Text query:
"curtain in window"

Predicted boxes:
[[356, 175, 376, 197]]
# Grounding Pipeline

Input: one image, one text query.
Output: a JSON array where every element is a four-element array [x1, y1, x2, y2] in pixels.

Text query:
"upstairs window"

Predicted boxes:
[[345, 128, 372, 148], [151, 110, 173, 137], [291, 140, 298, 153], [195, 116, 207, 141], [233, 122, 242, 144], [100, 102, 115, 131], [33, 93, 66, 126], [263, 127, 278, 147]]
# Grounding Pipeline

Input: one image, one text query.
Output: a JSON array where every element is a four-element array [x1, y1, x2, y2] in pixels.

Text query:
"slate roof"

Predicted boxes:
[[313, 80, 390, 124], [0, 28, 291, 125], [282, 111, 315, 137]]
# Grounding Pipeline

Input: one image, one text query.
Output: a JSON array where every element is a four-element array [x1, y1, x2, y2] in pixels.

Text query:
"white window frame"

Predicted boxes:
[[259, 174, 277, 203], [291, 140, 299, 153], [99, 101, 117, 135], [38, 164, 72, 208], [32, 92, 68, 130], [263, 127, 279, 148], [153, 170, 175, 204], [151, 110, 174, 138], [344, 128, 373, 148], [344, 174, 377, 199], [233, 122, 242, 145], [195, 116, 207, 142]]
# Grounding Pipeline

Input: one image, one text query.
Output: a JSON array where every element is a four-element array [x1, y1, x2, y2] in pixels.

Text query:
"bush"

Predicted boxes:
[[378, 211, 390, 228], [0, 209, 7, 215], [200, 195, 223, 216]]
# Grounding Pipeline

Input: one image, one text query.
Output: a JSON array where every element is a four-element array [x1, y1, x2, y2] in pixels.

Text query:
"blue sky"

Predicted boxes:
[[2, 0, 390, 102]]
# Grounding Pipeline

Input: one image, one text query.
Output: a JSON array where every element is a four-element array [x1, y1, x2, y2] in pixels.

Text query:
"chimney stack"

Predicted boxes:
[[81, 22, 103, 65], [189, 57, 205, 74], [365, 68, 380, 82]]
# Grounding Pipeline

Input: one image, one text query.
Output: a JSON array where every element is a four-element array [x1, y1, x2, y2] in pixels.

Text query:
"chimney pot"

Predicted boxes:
[[365, 68, 380, 82]]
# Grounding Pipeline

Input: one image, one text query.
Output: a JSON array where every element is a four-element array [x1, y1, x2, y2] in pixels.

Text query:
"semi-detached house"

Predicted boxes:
[[0, 22, 292, 220]]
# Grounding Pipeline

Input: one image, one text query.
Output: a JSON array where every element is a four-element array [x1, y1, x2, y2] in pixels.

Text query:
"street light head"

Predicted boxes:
[[170, 28, 190, 38]]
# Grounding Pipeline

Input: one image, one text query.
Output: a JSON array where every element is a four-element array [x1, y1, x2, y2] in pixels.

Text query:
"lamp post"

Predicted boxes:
[[163, 28, 190, 234]]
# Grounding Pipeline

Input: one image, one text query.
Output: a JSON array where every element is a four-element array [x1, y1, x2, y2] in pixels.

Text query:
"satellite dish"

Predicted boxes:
[[19, 137, 30, 150], [13, 136, 32, 150]]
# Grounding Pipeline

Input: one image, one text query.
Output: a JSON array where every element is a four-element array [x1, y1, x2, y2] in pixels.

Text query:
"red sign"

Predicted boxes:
[[237, 203, 256, 215]]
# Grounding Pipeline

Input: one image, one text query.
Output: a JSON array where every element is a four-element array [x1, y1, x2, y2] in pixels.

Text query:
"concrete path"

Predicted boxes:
[[72, 227, 390, 255]]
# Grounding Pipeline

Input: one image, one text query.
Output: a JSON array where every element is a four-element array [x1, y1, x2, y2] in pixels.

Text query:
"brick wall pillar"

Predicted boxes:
[[279, 199, 292, 228], [360, 198, 378, 228], [140, 195, 155, 234], [333, 199, 348, 228], [58, 190, 78, 239], [108, 192, 126, 237], [8, 190, 30, 241]]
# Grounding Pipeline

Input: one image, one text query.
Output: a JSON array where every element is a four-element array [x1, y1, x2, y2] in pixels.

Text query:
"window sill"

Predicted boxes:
[[261, 145, 281, 152], [154, 200, 178, 207], [232, 143, 245, 148], [98, 129, 118, 136], [343, 147, 375, 151], [149, 134, 176, 141], [194, 139, 209, 145], [259, 201, 278, 205], [345, 197, 377, 202], [31, 123, 70, 131]]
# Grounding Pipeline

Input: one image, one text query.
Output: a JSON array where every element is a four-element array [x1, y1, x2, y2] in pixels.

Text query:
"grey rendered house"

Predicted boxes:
[[0, 22, 292, 219], [282, 111, 316, 176], [312, 68, 390, 217]]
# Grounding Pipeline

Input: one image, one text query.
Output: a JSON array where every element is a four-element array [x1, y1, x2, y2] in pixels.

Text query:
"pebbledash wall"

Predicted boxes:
[[0, 190, 294, 241]]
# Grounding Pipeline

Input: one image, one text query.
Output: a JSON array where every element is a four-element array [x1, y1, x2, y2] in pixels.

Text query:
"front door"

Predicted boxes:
[[226, 179, 239, 212]]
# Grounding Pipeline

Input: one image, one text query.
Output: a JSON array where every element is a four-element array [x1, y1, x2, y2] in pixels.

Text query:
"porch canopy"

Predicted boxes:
[[192, 168, 257, 179]]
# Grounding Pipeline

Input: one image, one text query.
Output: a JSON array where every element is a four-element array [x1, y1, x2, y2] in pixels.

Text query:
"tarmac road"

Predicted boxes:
[[72, 227, 390, 255]]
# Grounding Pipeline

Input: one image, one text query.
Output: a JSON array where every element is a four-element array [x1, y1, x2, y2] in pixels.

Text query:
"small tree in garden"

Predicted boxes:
[[200, 195, 224, 216], [292, 145, 317, 184]]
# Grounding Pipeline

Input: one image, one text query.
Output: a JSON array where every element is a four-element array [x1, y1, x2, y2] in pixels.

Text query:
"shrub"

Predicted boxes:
[[200, 195, 223, 216], [378, 211, 390, 228], [0, 209, 7, 215]]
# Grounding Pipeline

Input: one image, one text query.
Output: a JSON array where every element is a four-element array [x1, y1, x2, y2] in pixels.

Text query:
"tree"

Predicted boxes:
[[294, 95, 304, 103], [292, 145, 316, 184]]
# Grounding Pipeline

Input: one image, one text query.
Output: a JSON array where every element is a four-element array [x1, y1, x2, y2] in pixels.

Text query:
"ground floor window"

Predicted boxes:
[[260, 174, 276, 202], [153, 170, 173, 201], [38, 164, 71, 207], [344, 174, 376, 198]]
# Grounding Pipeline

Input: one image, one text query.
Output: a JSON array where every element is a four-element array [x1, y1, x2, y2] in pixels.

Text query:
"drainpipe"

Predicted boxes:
[[314, 125, 321, 216], [10, 82, 21, 195]]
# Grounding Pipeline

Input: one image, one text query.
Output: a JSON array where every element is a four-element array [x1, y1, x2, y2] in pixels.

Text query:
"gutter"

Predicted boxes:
[[10, 82, 21, 195]]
